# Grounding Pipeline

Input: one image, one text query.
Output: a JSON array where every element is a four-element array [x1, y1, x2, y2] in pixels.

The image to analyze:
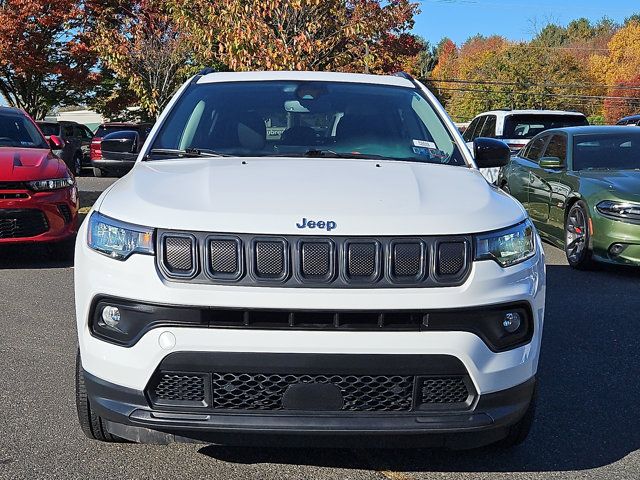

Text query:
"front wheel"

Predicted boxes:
[[93, 167, 104, 177], [565, 201, 595, 270], [75, 350, 122, 442]]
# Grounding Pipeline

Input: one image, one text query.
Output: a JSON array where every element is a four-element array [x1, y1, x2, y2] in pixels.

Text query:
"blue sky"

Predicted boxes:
[[413, 0, 640, 45]]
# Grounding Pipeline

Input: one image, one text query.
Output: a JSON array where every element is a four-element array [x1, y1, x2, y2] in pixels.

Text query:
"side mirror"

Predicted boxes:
[[101, 130, 139, 160], [538, 157, 563, 169], [49, 134, 65, 150], [473, 137, 510, 168]]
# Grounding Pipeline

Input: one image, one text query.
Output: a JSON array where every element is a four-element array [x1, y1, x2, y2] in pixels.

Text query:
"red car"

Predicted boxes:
[[0, 107, 78, 251]]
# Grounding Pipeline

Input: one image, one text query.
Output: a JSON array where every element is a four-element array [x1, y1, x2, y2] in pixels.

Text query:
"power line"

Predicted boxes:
[[430, 85, 640, 102], [423, 78, 640, 91]]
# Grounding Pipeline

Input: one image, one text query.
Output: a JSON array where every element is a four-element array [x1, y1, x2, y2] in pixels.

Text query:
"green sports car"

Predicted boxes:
[[498, 126, 640, 269]]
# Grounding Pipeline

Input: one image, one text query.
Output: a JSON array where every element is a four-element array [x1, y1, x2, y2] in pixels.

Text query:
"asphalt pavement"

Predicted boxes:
[[0, 176, 638, 479]]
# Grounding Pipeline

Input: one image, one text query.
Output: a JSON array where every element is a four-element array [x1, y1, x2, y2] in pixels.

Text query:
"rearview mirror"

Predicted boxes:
[[473, 137, 510, 168], [49, 134, 65, 150], [539, 157, 563, 169]]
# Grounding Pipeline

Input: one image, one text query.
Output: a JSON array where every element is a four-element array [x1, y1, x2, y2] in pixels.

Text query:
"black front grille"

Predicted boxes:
[[148, 370, 474, 412], [438, 242, 466, 276], [419, 377, 471, 405], [162, 235, 196, 276], [392, 242, 424, 278], [0, 193, 28, 199], [0, 209, 49, 238], [254, 240, 286, 278], [157, 231, 471, 288], [148, 373, 207, 407], [300, 241, 332, 278], [0, 181, 27, 190], [210, 373, 414, 411], [346, 242, 379, 279], [209, 239, 240, 275]]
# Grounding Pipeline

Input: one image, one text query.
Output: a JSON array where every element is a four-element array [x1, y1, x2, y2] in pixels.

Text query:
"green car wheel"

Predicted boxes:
[[565, 201, 594, 270]]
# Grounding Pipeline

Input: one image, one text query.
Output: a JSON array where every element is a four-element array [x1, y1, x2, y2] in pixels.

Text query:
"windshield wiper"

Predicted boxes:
[[146, 148, 228, 159], [266, 149, 406, 162]]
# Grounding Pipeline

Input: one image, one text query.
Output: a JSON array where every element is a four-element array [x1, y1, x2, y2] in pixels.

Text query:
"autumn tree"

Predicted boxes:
[[168, 0, 418, 73], [90, 0, 195, 120], [0, 0, 98, 118], [604, 75, 640, 123], [428, 38, 458, 103]]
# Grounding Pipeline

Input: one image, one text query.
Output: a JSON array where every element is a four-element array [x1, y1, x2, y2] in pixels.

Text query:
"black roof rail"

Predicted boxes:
[[191, 67, 218, 84], [198, 67, 217, 76], [393, 71, 415, 81]]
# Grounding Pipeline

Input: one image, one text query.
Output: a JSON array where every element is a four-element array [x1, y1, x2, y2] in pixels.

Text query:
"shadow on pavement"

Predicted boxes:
[[200, 263, 640, 472]]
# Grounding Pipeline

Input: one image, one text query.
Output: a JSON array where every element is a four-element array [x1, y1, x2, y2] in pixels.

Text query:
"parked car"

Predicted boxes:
[[0, 107, 78, 253], [499, 126, 640, 269], [616, 114, 640, 126], [37, 120, 94, 176], [75, 70, 544, 450], [464, 110, 589, 184], [90, 122, 152, 177]]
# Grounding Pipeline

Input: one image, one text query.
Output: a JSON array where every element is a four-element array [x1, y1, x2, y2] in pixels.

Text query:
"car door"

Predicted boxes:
[[537, 133, 572, 240], [60, 124, 76, 167], [77, 125, 94, 163], [521, 135, 550, 226]]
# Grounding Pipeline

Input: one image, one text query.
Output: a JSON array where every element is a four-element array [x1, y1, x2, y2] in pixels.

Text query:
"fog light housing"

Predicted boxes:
[[609, 243, 626, 257], [502, 312, 521, 333], [100, 306, 121, 330]]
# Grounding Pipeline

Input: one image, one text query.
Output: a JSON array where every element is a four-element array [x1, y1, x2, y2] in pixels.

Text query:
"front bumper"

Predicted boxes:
[[84, 355, 536, 448], [0, 187, 78, 243], [591, 212, 640, 266], [90, 158, 135, 172]]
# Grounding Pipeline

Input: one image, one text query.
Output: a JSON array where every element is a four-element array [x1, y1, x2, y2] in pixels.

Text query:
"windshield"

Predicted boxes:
[[149, 81, 465, 165], [573, 132, 640, 170], [503, 114, 588, 140], [0, 111, 48, 149]]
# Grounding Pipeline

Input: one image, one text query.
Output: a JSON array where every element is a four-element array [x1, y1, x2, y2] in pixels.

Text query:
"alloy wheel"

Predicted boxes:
[[566, 206, 587, 263]]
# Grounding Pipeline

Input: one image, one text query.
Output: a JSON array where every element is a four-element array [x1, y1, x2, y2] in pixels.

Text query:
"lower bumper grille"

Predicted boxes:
[[0, 209, 49, 238], [148, 371, 474, 413]]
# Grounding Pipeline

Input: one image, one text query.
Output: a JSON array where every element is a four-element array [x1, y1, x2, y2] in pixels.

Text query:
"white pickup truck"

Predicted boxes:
[[74, 71, 545, 449]]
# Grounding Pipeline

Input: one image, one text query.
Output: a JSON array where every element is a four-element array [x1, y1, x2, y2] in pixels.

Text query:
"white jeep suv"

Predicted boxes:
[[75, 71, 545, 449]]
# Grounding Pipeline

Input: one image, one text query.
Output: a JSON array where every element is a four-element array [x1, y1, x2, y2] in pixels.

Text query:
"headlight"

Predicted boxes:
[[596, 200, 640, 221], [475, 220, 536, 267], [28, 176, 74, 191], [87, 212, 154, 260]]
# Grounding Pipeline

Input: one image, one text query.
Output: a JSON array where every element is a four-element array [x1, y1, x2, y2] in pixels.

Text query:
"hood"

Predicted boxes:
[[0, 147, 66, 181], [98, 157, 526, 236], [578, 170, 640, 202]]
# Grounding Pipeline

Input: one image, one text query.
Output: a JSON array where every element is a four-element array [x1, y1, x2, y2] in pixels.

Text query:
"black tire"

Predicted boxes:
[[75, 350, 122, 442], [498, 387, 537, 448], [93, 167, 104, 177], [73, 153, 83, 177], [565, 200, 595, 270]]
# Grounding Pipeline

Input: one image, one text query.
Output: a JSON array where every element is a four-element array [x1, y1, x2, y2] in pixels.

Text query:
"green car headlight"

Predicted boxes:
[[596, 200, 640, 221], [475, 220, 536, 267], [88, 212, 155, 260]]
